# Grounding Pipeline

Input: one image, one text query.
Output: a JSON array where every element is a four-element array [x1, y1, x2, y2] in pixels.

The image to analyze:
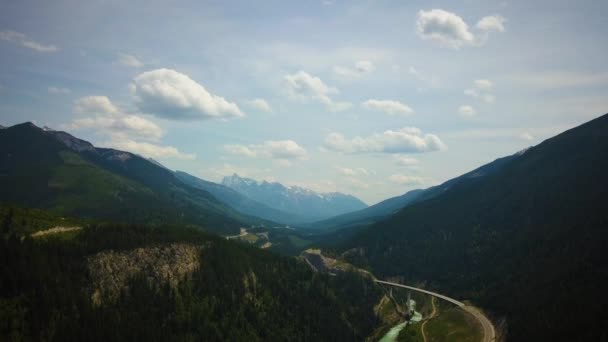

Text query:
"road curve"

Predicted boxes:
[[461, 306, 496, 342], [374, 280, 495, 342]]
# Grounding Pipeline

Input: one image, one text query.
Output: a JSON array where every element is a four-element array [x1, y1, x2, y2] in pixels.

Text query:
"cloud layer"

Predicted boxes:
[[131, 68, 244, 120], [324, 127, 446, 154]]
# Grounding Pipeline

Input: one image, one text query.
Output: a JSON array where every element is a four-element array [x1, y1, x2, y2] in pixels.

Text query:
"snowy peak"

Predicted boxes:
[[221, 174, 367, 222]]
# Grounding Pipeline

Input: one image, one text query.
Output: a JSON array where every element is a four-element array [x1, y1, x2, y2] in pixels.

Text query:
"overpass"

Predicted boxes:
[[374, 280, 495, 342], [374, 280, 465, 307]]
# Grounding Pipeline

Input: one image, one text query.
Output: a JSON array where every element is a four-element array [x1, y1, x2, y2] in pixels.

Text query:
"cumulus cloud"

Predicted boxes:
[[74, 96, 119, 114], [70, 96, 163, 141], [333, 60, 375, 80], [0, 30, 58, 52], [362, 99, 413, 116], [416, 9, 506, 49], [389, 174, 425, 185], [117, 53, 143, 68], [465, 79, 496, 103], [65, 95, 194, 160], [284, 70, 352, 112], [458, 105, 476, 118], [48, 87, 70, 94], [323, 127, 446, 154], [225, 140, 307, 160], [247, 98, 272, 112], [130, 68, 244, 120]]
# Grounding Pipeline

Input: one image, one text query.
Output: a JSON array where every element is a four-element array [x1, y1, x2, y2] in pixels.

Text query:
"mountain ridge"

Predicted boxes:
[[0, 122, 266, 235], [338, 112, 608, 341]]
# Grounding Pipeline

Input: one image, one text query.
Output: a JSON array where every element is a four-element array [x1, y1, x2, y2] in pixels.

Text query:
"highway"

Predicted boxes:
[[374, 280, 496, 342]]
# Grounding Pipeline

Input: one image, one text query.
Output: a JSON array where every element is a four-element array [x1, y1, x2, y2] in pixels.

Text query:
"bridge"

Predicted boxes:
[[374, 280, 495, 342], [374, 280, 465, 307]]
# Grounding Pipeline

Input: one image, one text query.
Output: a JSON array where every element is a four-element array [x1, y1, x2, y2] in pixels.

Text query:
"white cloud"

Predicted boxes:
[[324, 127, 446, 154], [0, 30, 58, 52], [284, 70, 352, 112], [362, 99, 413, 116], [416, 9, 474, 49], [415, 9, 506, 49], [394, 155, 420, 167], [333, 60, 375, 80], [225, 140, 307, 160], [458, 105, 476, 118], [337, 167, 369, 176], [48, 87, 70, 94], [476, 15, 506, 32], [247, 98, 272, 112], [130, 68, 244, 120], [107, 139, 195, 160], [65, 96, 194, 160], [117, 53, 143, 68], [465, 79, 496, 104], [474, 79, 493, 90], [74, 96, 119, 115], [389, 174, 425, 185], [67, 115, 164, 141], [519, 132, 534, 141], [70, 96, 163, 141]]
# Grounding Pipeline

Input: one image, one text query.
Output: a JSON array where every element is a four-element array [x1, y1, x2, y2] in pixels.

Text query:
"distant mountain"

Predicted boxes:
[[339, 113, 608, 341], [175, 171, 303, 224], [221, 174, 368, 222], [307, 153, 520, 231], [0, 122, 261, 235]]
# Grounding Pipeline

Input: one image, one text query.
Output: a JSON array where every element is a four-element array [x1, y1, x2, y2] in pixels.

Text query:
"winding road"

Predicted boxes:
[[375, 280, 496, 342]]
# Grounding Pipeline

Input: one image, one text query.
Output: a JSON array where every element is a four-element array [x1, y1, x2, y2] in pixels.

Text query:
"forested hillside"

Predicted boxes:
[[340, 113, 608, 341], [0, 208, 386, 341]]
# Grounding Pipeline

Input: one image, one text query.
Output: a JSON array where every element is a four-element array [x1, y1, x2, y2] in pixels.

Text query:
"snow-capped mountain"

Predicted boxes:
[[221, 174, 368, 222]]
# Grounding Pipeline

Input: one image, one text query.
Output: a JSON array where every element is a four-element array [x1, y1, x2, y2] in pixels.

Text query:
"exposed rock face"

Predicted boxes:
[[87, 243, 203, 305]]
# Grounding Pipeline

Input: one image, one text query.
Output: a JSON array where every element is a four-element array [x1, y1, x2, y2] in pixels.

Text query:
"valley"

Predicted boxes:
[[2, 114, 608, 341]]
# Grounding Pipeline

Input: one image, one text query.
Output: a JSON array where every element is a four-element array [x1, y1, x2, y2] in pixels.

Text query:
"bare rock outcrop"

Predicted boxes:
[[87, 243, 202, 305]]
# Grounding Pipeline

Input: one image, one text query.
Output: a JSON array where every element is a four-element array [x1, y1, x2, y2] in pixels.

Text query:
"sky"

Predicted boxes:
[[1, 0, 607, 205]]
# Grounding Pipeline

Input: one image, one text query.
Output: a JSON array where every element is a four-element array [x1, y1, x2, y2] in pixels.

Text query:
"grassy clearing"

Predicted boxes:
[[424, 307, 482, 342]]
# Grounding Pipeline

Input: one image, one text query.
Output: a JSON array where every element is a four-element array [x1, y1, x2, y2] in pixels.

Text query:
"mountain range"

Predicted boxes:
[[0, 122, 258, 235], [221, 173, 368, 222]]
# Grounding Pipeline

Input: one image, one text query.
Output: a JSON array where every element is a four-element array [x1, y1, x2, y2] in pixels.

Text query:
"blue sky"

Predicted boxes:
[[1, 0, 607, 204]]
